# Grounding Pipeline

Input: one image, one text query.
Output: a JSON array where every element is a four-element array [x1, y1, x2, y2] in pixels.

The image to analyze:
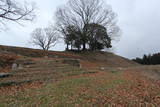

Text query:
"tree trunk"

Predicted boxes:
[[71, 42, 73, 50], [66, 44, 69, 51], [82, 43, 86, 51], [78, 47, 80, 51]]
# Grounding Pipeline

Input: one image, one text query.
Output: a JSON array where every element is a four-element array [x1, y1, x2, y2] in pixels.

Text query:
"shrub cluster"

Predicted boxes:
[[133, 53, 160, 65]]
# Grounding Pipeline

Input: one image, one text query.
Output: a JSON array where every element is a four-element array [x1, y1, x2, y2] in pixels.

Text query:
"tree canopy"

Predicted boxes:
[[133, 53, 160, 65], [55, 0, 120, 51]]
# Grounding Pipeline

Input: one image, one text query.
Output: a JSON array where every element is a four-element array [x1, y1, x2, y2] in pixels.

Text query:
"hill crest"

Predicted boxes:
[[0, 45, 139, 68]]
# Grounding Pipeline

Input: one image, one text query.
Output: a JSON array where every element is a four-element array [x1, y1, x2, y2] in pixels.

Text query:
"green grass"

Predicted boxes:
[[0, 71, 128, 107], [111, 70, 119, 74], [2, 70, 160, 106]]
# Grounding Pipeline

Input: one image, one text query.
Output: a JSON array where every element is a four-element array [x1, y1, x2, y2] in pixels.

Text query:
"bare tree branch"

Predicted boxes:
[[0, 0, 36, 30], [30, 27, 59, 51]]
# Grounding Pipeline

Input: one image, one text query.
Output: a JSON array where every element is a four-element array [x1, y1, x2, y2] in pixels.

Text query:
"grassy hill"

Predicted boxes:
[[1, 45, 160, 106], [0, 45, 138, 67]]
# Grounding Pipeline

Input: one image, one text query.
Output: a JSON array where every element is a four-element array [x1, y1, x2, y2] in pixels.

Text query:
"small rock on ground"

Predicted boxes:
[[0, 73, 12, 78]]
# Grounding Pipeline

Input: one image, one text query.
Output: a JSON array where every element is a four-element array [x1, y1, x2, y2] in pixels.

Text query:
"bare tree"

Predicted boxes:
[[30, 27, 59, 51], [55, 0, 120, 50], [0, 0, 36, 29]]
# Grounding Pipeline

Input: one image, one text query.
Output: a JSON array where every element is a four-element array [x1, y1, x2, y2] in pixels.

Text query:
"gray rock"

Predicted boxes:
[[63, 59, 81, 68], [0, 73, 12, 78], [26, 65, 31, 68], [44, 56, 48, 58], [100, 67, 105, 70], [12, 63, 18, 71], [12, 58, 35, 71], [15, 59, 35, 65], [0, 66, 2, 70], [54, 55, 59, 58], [18, 64, 24, 70], [117, 67, 123, 70]]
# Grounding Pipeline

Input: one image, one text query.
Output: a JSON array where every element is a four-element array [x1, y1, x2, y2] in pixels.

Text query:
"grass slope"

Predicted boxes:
[[0, 70, 160, 107], [1, 45, 160, 106], [0, 45, 138, 67]]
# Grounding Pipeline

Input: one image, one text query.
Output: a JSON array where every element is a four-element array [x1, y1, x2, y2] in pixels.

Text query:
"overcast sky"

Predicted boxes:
[[0, 0, 160, 59]]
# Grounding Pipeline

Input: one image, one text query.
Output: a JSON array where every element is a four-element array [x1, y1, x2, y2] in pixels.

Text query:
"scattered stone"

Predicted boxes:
[[17, 59, 35, 65], [100, 67, 105, 70], [63, 59, 81, 68], [12, 58, 35, 71], [18, 64, 24, 70], [0, 66, 2, 70], [26, 65, 31, 68], [117, 67, 123, 70], [0, 73, 12, 78], [12, 63, 18, 71], [44, 56, 48, 58], [54, 55, 59, 58]]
